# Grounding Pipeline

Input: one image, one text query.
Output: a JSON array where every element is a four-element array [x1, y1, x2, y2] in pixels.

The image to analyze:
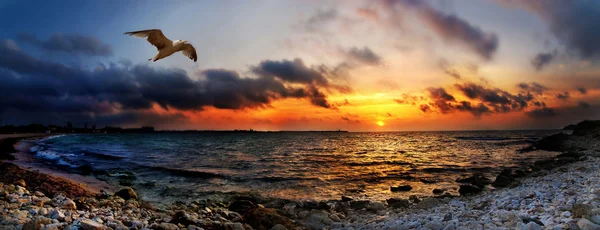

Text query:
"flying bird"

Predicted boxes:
[[125, 29, 197, 62]]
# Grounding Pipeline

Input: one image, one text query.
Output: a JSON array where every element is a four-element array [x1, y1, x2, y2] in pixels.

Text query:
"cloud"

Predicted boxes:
[[0, 40, 348, 126], [356, 8, 380, 22], [531, 51, 555, 71], [444, 68, 462, 79], [299, 8, 338, 32], [498, 0, 600, 59], [17, 33, 112, 57], [394, 93, 422, 105], [525, 107, 557, 118], [384, 0, 499, 60], [578, 101, 591, 109], [577, 87, 588, 95], [555, 92, 570, 101], [517, 82, 547, 95], [419, 104, 431, 113], [345, 46, 382, 66]]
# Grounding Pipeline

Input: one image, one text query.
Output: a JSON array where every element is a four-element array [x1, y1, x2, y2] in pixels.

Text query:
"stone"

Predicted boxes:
[[390, 185, 412, 192], [432, 188, 444, 194], [578, 218, 600, 230], [456, 173, 492, 187], [574, 204, 594, 218], [424, 221, 444, 230], [458, 184, 482, 195], [229, 200, 257, 215], [270, 224, 288, 230], [114, 187, 138, 200], [243, 208, 293, 230], [303, 210, 334, 230], [15, 179, 26, 187], [80, 219, 105, 230], [387, 198, 410, 209], [170, 210, 196, 226], [341, 196, 353, 202], [409, 195, 421, 203], [366, 201, 385, 212], [157, 222, 179, 230], [591, 216, 600, 225], [329, 214, 341, 222], [414, 198, 440, 209], [224, 222, 245, 230], [50, 209, 65, 220], [61, 199, 77, 210], [492, 175, 514, 187], [349, 200, 369, 210]]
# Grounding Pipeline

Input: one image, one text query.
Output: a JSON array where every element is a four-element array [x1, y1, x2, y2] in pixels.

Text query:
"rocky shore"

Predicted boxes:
[[1, 120, 599, 230]]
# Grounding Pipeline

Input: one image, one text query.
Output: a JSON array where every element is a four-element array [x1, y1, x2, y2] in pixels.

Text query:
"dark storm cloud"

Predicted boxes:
[[251, 59, 330, 86], [17, 33, 112, 57], [0, 40, 346, 125], [346, 46, 382, 66], [455, 83, 530, 112], [525, 107, 557, 118], [531, 52, 555, 71], [555, 92, 570, 101], [422, 87, 494, 117], [498, 0, 600, 59], [577, 87, 587, 95], [517, 82, 547, 95], [384, 0, 499, 60]]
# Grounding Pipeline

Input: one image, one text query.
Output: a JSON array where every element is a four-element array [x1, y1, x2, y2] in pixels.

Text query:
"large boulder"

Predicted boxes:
[[387, 198, 410, 209], [80, 219, 104, 230], [114, 187, 138, 200], [243, 208, 293, 230]]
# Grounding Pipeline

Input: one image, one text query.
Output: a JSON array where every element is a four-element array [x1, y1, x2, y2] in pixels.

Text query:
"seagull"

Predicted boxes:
[[125, 29, 197, 62]]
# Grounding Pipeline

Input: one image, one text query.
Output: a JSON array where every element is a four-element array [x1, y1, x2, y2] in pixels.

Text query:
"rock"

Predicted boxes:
[[50, 209, 65, 220], [269, 224, 288, 230], [492, 174, 514, 187], [80, 219, 105, 230], [329, 214, 341, 222], [349, 200, 370, 210], [574, 204, 594, 218], [157, 223, 180, 230], [61, 199, 77, 210], [578, 218, 600, 230], [458, 184, 482, 195], [591, 216, 600, 225], [366, 201, 385, 212], [243, 208, 293, 230], [522, 222, 543, 230], [170, 210, 196, 226], [390, 185, 412, 192], [114, 187, 138, 200], [229, 200, 257, 215], [432, 188, 444, 194], [24, 217, 52, 230], [424, 221, 444, 230], [414, 198, 440, 209], [303, 210, 334, 230], [13, 179, 27, 187], [387, 198, 410, 209], [409, 195, 421, 203], [456, 173, 492, 188], [224, 222, 245, 230], [77, 164, 94, 175], [341, 196, 353, 202]]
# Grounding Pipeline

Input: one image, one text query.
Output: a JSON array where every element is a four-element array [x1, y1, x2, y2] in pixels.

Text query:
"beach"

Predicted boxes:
[[0, 121, 599, 230]]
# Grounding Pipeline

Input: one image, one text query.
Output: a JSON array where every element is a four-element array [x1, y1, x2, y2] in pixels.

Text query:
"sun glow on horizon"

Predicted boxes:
[[377, 121, 385, 127]]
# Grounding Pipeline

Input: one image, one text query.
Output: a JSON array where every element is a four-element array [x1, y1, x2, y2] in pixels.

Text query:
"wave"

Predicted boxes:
[[81, 150, 125, 160], [34, 150, 77, 167], [146, 165, 229, 180], [455, 136, 516, 141]]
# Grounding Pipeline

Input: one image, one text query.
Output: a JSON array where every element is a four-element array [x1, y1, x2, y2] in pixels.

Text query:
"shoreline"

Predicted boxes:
[[1, 122, 599, 229]]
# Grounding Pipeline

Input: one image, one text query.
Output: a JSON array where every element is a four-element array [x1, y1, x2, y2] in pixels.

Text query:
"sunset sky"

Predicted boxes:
[[0, 0, 599, 131]]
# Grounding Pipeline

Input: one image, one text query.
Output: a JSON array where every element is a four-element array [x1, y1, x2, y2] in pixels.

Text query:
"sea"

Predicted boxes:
[[23, 130, 559, 205]]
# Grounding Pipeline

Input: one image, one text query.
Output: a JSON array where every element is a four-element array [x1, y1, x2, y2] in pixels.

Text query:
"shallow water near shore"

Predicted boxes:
[[21, 131, 558, 205]]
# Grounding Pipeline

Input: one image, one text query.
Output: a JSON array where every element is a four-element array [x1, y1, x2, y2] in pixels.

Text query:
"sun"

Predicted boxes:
[[376, 121, 385, 127]]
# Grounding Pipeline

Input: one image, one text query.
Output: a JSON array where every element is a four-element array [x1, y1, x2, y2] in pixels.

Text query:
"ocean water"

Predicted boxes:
[[26, 131, 558, 204]]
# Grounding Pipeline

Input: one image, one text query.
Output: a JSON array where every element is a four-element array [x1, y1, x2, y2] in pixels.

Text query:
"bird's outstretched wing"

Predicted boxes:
[[179, 44, 197, 62], [124, 29, 172, 50]]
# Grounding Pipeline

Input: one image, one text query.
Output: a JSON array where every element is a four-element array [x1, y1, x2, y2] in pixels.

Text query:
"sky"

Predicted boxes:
[[0, 0, 599, 131]]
